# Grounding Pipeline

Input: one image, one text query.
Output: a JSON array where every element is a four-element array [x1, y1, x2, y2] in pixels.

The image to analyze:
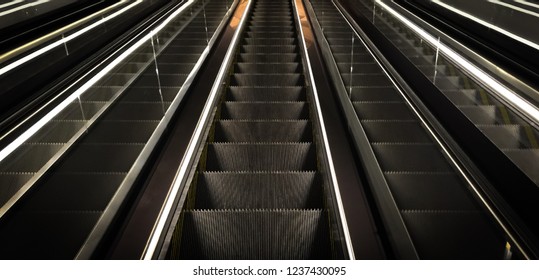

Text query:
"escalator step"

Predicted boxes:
[[214, 120, 312, 142], [179, 209, 330, 259], [459, 105, 502, 125], [239, 53, 298, 63], [205, 143, 316, 171], [221, 102, 308, 119], [230, 74, 303, 86], [241, 45, 297, 54], [194, 172, 323, 209], [37, 121, 85, 143], [234, 62, 300, 73], [244, 38, 296, 45], [227, 86, 305, 101]]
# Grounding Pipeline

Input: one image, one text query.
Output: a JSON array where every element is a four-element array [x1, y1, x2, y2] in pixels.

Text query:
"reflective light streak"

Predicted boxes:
[[0, 0, 24, 10], [432, 0, 539, 51], [0, 0, 192, 165], [0, 0, 49, 17], [515, 0, 539, 10], [377, 0, 539, 125], [0, 0, 142, 76]]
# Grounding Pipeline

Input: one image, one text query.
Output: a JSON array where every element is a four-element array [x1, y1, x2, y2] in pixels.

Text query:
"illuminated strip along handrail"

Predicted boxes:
[[0, 0, 129, 64]]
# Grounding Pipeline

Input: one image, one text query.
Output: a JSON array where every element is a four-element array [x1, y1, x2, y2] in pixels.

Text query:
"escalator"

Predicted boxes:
[[0, 0, 233, 259], [163, 0, 339, 260], [307, 0, 512, 259]]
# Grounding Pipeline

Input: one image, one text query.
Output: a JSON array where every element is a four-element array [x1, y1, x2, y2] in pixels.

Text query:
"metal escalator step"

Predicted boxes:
[[241, 45, 297, 54], [432, 76, 461, 90], [238, 53, 298, 63], [234, 63, 300, 73], [244, 38, 296, 45], [245, 31, 295, 39], [247, 26, 294, 32], [179, 209, 330, 259], [221, 102, 308, 119], [372, 143, 453, 172], [443, 90, 482, 106], [205, 143, 316, 171], [82, 121, 159, 143], [479, 125, 534, 149], [350, 87, 401, 102], [18, 173, 125, 211], [194, 172, 323, 209], [227, 86, 305, 101], [53, 144, 144, 173], [401, 210, 505, 259], [459, 105, 502, 125], [361, 120, 431, 143], [353, 102, 415, 120], [385, 172, 478, 210], [214, 120, 312, 142], [0, 211, 102, 259], [230, 74, 303, 86], [0, 173, 34, 206]]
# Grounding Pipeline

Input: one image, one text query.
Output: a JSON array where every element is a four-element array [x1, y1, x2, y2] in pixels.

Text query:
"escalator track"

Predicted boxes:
[[307, 0, 514, 259], [163, 0, 340, 260]]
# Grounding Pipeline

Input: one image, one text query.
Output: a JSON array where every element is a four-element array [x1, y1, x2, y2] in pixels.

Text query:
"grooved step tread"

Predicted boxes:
[[179, 209, 330, 260], [194, 172, 322, 209]]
